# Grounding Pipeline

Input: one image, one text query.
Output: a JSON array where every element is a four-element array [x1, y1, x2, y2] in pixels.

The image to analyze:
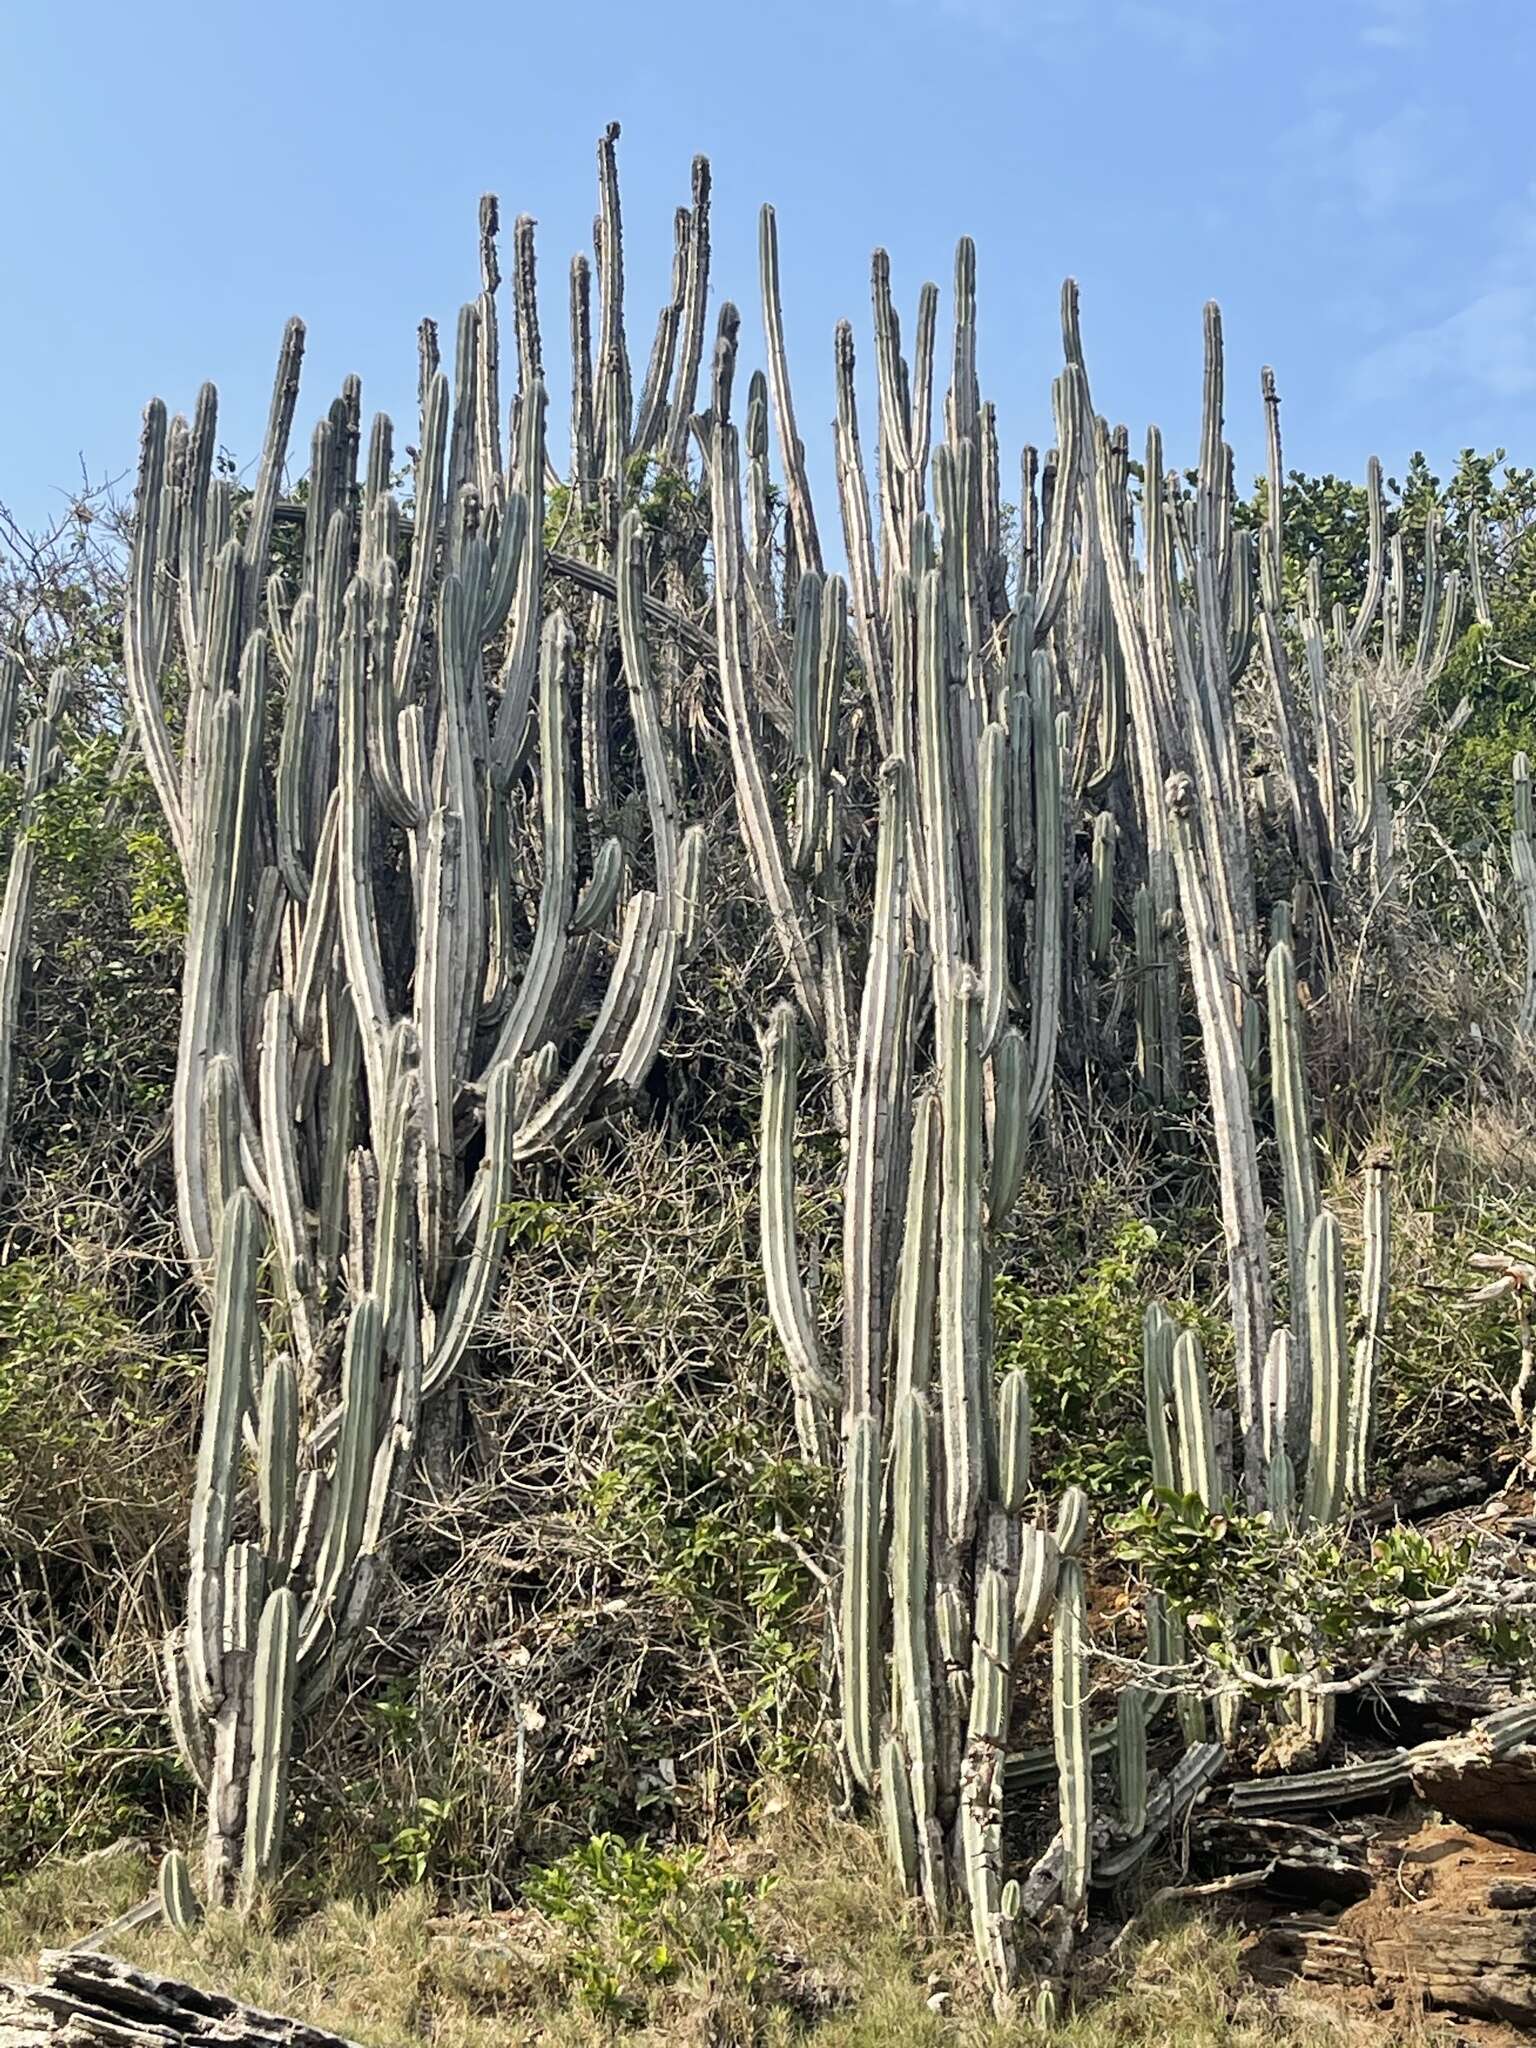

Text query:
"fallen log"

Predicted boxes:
[[1245, 1824, 1536, 2028], [0, 1950, 362, 2048]]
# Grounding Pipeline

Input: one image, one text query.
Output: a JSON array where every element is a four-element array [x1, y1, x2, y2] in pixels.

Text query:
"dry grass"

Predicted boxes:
[[0, 1819, 1462, 2048]]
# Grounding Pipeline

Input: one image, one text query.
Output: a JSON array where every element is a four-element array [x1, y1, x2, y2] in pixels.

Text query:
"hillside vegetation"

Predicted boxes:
[[3, 127, 1536, 2043]]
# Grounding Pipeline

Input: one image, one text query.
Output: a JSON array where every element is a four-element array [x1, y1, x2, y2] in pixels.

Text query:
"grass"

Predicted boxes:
[[0, 1820, 1455, 2047]]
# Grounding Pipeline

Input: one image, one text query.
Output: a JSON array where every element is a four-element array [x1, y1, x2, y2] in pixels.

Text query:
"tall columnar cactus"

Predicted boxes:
[[0, 667, 67, 1182], [1302, 1209, 1350, 1528], [124, 140, 711, 1905], [1346, 1151, 1391, 1503], [1267, 938, 1319, 1462], [1513, 752, 1536, 1039]]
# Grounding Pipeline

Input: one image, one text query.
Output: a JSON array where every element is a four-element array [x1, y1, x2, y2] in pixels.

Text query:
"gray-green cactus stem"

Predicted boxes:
[[1303, 1209, 1351, 1526], [938, 971, 986, 1548], [1346, 1152, 1390, 1503], [239, 1587, 298, 1907], [1266, 939, 1319, 1455], [760, 1003, 837, 1461], [1166, 772, 1271, 1487], [187, 1189, 261, 1719], [842, 759, 911, 1423], [1514, 753, 1536, 1039], [841, 1412, 881, 1793], [1052, 1557, 1092, 1915], [158, 1850, 201, 1933]]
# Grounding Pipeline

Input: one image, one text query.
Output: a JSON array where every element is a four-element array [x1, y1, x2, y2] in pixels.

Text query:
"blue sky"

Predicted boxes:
[[6, 0, 1533, 535]]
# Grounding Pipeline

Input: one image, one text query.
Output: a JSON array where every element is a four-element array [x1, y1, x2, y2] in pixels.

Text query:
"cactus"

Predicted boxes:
[[240, 1587, 298, 1907], [840, 1412, 881, 1792], [1514, 753, 1536, 1039], [997, 1370, 1032, 1512], [112, 140, 708, 1902], [1347, 1152, 1391, 1503], [0, 670, 67, 1183], [1266, 941, 1318, 1458], [1172, 1331, 1220, 1510], [158, 1850, 201, 1933], [1302, 1210, 1351, 1527], [1015, 1524, 1060, 1643], [1052, 1558, 1092, 1914]]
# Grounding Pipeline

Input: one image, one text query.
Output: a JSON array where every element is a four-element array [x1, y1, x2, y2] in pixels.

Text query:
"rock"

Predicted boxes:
[[0, 1951, 363, 2048]]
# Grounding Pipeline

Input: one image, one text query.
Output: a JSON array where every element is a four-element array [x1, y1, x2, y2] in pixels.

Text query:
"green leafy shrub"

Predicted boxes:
[[1111, 1489, 1534, 1687], [523, 1831, 767, 2019], [993, 1220, 1215, 1499]]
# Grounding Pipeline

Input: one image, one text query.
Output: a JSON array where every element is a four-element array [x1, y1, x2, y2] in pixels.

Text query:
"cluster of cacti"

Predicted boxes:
[[1, 123, 1492, 1976], [733, 214, 1444, 1996], [120, 131, 711, 1907], [1128, 937, 1394, 1784]]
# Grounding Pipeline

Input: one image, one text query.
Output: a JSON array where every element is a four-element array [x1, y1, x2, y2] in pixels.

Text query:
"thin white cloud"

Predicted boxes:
[[1348, 186, 1536, 402], [905, 0, 1225, 61], [1358, 0, 1429, 48], [1277, 96, 1465, 223], [1351, 286, 1536, 402]]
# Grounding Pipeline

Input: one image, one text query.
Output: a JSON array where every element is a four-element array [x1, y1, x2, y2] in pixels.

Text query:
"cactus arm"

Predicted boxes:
[[1302, 1209, 1351, 1526], [187, 1190, 261, 1718], [962, 1509, 1021, 2004], [1266, 938, 1319, 1453], [833, 321, 891, 749], [123, 402, 191, 867], [483, 613, 576, 1079], [840, 1412, 881, 1792], [759, 1001, 836, 1459], [758, 205, 823, 576], [614, 508, 681, 905], [706, 359, 824, 1033], [842, 759, 911, 1421], [1172, 1330, 1221, 1509], [977, 724, 1009, 1055], [238, 1587, 298, 1907], [240, 320, 306, 632], [1025, 654, 1063, 1124], [1347, 456, 1386, 656], [1346, 1153, 1391, 1502], [335, 580, 392, 1114], [938, 972, 986, 1548], [298, 1297, 382, 1668], [257, 993, 318, 1370], [257, 1356, 299, 1587], [490, 383, 548, 784], [1167, 773, 1272, 1481], [1052, 1556, 1092, 1914]]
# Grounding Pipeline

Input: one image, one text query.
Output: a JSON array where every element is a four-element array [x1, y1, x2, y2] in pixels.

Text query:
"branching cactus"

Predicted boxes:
[[129, 139, 710, 1905]]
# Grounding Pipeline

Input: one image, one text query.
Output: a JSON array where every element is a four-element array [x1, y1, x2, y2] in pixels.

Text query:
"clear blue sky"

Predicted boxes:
[[6, 0, 1533, 534]]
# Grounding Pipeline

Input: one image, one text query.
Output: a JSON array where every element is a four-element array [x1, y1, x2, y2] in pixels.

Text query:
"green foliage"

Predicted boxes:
[[1112, 1488, 1533, 1687], [523, 1831, 768, 2020], [591, 1399, 824, 1637], [372, 1796, 461, 1890], [0, 1256, 193, 1560], [992, 1220, 1214, 1498], [590, 1398, 827, 1771], [0, 1714, 188, 1876]]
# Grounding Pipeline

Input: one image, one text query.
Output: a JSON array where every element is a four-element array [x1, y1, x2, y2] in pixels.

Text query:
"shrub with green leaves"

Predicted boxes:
[[523, 1831, 768, 2019], [993, 1220, 1216, 1499]]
